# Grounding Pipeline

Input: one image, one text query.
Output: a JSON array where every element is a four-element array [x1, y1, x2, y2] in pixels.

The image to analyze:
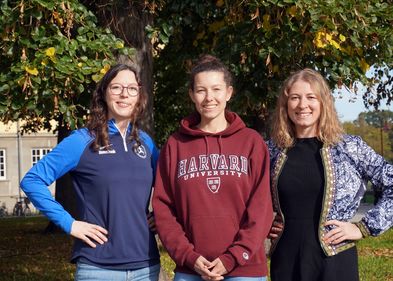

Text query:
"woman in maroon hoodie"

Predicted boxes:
[[153, 55, 273, 281]]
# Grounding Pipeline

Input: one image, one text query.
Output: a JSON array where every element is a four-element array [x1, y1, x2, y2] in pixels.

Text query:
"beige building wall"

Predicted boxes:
[[0, 121, 57, 214]]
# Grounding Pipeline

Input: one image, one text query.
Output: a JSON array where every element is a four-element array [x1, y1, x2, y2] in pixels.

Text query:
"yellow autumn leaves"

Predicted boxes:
[[24, 47, 110, 79], [45, 47, 56, 57], [314, 31, 346, 50], [24, 47, 56, 76], [25, 66, 39, 76], [314, 30, 370, 73]]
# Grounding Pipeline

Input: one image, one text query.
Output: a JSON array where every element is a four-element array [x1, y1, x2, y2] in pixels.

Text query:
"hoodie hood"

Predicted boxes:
[[179, 111, 246, 137]]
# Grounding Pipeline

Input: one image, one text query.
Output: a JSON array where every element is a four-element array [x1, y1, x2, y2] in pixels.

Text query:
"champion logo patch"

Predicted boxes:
[[206, 177, 220, 193], [242, 252, 249, 260], [133, 145, 147, 159]]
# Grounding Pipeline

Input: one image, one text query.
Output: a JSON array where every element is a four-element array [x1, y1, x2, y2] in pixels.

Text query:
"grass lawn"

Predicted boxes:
[[0, 216, 392, 280]]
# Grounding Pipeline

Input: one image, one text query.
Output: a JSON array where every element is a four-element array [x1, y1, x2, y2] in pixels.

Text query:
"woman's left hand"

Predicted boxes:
[[202, 258, 227, 281], [324, 220, 363, 245], [147, 212, 156, 233]]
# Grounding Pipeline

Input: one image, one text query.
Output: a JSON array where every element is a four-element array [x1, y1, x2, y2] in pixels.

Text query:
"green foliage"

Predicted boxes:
[[0, 0, 134, 132], [149, 0, 393, 144], [358, 110, 393, 128], [343, 110, 393, 162], [357, 228, 393, 280], [2, 0, 393, 142], [158, 244, 176, 279], [364, 67, 393, 109]]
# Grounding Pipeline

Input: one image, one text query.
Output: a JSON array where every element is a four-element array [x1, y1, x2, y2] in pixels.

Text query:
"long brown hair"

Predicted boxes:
[[271, 68, 343, 148], [86, 64, 148, 151]]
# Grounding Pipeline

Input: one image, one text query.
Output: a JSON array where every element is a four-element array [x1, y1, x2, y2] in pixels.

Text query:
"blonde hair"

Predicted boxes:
[[271, 68, 343, 148]]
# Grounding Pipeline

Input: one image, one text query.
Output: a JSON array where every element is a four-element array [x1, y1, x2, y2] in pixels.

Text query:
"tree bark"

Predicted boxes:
[[82, 0, 155, 136], [45, 115, 78, 233]]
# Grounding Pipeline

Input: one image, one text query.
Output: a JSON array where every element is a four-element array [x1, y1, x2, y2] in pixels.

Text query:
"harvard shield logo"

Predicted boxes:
[[206, 177, 220, 193]]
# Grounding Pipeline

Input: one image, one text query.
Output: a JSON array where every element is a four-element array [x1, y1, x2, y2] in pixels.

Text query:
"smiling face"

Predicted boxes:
[[287, 79, 321, 138], [105, 69, 139, 127], [189, 71, 233, 128]]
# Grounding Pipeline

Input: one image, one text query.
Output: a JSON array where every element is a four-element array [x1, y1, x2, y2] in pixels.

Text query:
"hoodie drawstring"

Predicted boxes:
[[203, 135, 224, 156], [218, 135, 223, 156], [203, 136, 209, 156]]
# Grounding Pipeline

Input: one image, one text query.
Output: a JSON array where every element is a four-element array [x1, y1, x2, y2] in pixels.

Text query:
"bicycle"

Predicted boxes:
[[0, 201, 8, 217], [12, 197, 31, 217]]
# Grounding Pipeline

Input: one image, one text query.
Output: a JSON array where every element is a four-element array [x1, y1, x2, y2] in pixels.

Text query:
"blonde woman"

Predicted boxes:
[[268, 68, 393, 281]]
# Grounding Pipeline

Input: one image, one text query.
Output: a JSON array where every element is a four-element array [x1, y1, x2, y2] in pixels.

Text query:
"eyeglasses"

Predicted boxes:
[[109, 83, 140, 97]]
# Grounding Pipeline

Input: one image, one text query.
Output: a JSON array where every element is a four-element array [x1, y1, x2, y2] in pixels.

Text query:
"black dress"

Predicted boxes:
[[270, 138, 359, 281]]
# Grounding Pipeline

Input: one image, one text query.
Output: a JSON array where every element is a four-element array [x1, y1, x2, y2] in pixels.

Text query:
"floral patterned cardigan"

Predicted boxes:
[[268, 135, 393, 256]]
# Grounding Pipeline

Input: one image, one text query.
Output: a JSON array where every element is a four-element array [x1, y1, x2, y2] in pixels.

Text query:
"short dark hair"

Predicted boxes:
[[189, 55, 233, 91]]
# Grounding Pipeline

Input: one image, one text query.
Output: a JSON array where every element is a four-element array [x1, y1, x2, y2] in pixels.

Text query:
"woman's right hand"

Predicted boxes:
[[70, 220, 108, 248], [194, 256, 223, 280], [268, 215, 283, 239], [147, 211, 156, 233]]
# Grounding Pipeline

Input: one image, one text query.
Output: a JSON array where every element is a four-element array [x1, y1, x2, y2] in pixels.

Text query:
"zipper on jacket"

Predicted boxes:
[[113, 122, 129, 152]]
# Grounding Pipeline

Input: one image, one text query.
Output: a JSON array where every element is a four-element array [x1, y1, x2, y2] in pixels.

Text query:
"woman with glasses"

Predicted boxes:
[[153, 55, 273, 281], [21, 64, 160, 281], [268, 68, 393, 281]]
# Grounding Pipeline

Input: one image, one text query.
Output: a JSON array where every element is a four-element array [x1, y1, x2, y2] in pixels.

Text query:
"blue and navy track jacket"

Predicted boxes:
[[20, 119, 160, 268]]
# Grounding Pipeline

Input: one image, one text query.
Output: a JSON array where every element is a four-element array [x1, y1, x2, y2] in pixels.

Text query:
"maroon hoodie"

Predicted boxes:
[[153, 111, 273, 277]]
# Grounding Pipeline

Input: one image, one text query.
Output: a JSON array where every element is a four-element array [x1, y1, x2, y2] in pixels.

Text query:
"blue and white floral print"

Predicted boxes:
[[268, 135, 393, 256]]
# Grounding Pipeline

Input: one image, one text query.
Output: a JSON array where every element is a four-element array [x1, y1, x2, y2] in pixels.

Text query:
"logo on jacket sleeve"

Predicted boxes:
[[206, 177, 220, 193], [133, 144, 147, 159], [242, 252, 249, 260]]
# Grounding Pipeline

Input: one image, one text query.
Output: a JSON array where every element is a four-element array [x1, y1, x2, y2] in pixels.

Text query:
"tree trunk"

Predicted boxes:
[[44, 2, 155, 232], [45, 115, 78, 233], [82, 0, 155, 136]]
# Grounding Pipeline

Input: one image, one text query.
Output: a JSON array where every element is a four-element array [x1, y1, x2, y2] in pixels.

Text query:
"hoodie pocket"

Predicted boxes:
[[188, 215, 238, 260]]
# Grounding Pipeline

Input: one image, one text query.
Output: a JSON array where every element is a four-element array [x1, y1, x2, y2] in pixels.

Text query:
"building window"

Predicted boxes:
[[31, 148, 52, 165], [0, 149, 5, 180]]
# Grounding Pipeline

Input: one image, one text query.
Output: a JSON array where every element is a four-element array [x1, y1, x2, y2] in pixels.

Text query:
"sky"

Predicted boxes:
[[334, 89, 393, 122], [333, 66, 393, 122]]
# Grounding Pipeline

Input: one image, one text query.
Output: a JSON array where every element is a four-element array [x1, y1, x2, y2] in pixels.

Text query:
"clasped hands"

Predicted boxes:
[[194, 256, 228, 281]]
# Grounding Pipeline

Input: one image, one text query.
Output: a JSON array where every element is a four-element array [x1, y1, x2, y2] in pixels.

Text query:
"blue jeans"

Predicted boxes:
[[75, 262, 160, 281], [174, 272, 267, 281]]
